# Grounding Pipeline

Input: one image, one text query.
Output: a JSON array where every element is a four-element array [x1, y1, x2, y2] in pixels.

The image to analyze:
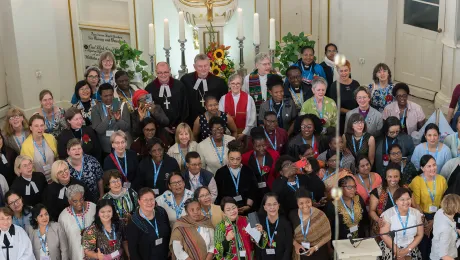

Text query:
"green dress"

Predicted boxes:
[[300, 97, 337, 128]]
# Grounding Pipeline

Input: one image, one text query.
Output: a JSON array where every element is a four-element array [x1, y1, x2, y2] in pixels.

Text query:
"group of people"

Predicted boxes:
[[0, 43, 460, 260]]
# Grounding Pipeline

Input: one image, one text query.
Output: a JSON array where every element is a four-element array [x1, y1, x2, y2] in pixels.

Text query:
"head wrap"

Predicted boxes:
[[132, 89, 149, 109]]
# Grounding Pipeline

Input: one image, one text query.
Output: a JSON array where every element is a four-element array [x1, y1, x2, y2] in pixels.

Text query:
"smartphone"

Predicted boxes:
[[295, 158, 308, 169], [247, 212, 259, 228], [145, 94, 153, 104], [299, 248, 308, 255]]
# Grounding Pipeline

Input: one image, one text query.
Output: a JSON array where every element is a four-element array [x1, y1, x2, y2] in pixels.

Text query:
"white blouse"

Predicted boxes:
[[156, 189, 194, 227], [196, 135, 235, 175], [431, 209, 458, 259], [172, 226, 215, 260], [381, 207, 422, 248]]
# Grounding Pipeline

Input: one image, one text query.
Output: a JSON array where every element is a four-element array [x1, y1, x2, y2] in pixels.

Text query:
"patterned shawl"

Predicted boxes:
[[336, 195, 363, 238]]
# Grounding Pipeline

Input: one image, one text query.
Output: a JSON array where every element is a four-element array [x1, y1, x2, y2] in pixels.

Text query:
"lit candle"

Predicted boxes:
[[148, 23, 155, 56], [269, 18, 275, 50], [179, 11, 185, 42], [237, 8, 244, 40], [164, 18, 170, 49], [253, 13, 260, 45]]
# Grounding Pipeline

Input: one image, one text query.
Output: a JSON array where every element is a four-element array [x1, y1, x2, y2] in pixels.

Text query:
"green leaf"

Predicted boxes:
[[139, 60, 148, 66], [299, 32, 304, 38]]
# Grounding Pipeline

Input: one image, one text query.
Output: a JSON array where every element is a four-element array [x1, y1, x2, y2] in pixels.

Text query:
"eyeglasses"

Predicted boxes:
[[211, 127, 224, 133], [157, 71, 170, 76], [390, 151, 402, 156], [265, 202, 279, 208], [356, 96, 369, 101], [71, 198, 84, 204], [113, 141, 126, 146], [169, 180, 184, 187], [396, 94, 408, 99], [188, 163, 202, 167], [109, 179, 121, 185], [229, 82, 242, 87], [282, 162, 293, 169], [8, 115, 22, 121], [57, 169, 70, 176], [102, 59, 113, 64], [7, 198, 21, 207], [326, 50, 338, 53], [388, 130, 400, 136], [301, 125, 314, 130], [140, 198, 155, 204], [144, 128, 156, 132], [342, 185, 357, 190], [198, 193, 211, 199], [87, 75, 99, 79], [353, 121, 365, 125], [265, 119, 277, 124]]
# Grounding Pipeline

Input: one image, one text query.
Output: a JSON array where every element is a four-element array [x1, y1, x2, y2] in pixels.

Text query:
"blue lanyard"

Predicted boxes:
[[287, 176, 299, 191], [71, 206, 85, 231], [289, 86, 303, 107], [37, 225, 49, 254], [269, 99, 284, 119], [352, 135, 364, 154], [229, 167, 241, 194], [42, 108, 55, 132], [189, 174, 201, 191], [313, 97, 325, 119], [254, 152, 265, 176], [101, 71, 113, 84], [422, 174, 436, 203], [425, 143, 439, 161], [358, 174, 372, 196], [263, 127, 277, 150], [76, 156, 85, 180], [300, 208, 312, 241], [119, 89, 134, 108], [302, 135, 315, 149], [102, 104, 113, 125], [152, 160, 163, 188], [178, 145, 188, 169], [388, 191, 395, 206], [340, 197, 355, 222], [400, 108, 407, 127], [114, 152, 128, 177], [211, 137, 225, 166], [266, 217, 279, 247], [201, 208, 212, 218], [14, 133, 25, 149], [103, 224, 117, 241], [301, 64, 313, 79], [173, 194, 186, 219], [395, 206, 409, 236], [322, 169, 336, 181], [33, 139, 47, 164], [385, 137, 396, 154], [140, 209, 159, 237]]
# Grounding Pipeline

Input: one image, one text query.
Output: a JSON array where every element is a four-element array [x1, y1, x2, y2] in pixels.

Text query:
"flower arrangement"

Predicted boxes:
[[82, 134, 91, 144], [205, 42, 236, 82]]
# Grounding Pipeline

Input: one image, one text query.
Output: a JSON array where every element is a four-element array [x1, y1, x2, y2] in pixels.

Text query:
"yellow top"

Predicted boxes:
[[409, 174, 447, 213]]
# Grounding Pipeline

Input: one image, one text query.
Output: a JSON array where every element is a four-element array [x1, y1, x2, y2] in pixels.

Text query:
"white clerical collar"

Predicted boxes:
[[194, 78, 208, 91], [259, 74, 268, 79], [160, 84, 172, 97], [232, 92, 240, 97], [22, 176, 32, 182]]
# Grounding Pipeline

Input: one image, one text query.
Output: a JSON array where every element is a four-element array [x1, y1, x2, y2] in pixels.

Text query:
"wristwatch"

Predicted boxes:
[[314, 245, 318, 251]]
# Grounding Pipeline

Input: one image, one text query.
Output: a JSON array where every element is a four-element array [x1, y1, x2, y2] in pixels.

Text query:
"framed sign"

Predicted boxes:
[[81, 29, 131, 68]]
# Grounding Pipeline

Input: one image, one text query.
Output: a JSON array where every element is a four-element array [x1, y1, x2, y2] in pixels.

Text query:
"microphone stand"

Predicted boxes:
[[349, 223, 423, 260]]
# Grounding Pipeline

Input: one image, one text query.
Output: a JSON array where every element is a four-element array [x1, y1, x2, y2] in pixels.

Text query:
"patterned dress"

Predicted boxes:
[[82, 222, 126, 259], [155, 189, 194, 227], [67, 154, 103, 199], [36, 107, 66, 138], [71, 99, 98, 126], [199, 112, 228, 141], [368, 83, 394, 113]]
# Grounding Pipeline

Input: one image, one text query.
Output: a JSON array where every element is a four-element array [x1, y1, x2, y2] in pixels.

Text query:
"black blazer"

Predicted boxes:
[[271, 175, 310, 214], [256, 214, 293, 260], [133, 154, 180, 193], [57, 126, 101, 162], [103, 149, 139, 183], [10, 172, 48, 207]]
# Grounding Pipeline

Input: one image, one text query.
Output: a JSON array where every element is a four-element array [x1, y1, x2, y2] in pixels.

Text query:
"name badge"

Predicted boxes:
[[106, 130, 115, 137], [153, 189, 159, 195], [266, 248, 276, 255], [239, 250, 246, 257], [43, 164, 51, 172], [457, 217, 460, 224], [110, 250, 120, 258], [155, 238, 163, 245], [123, 182, 131, 188], [399, 235, 409, 246], [258, 182, 267, 188], [1, 155, 7, 164], [301, 242, 310, 249], [349, 225, 358, 233], [429, 205, 438, 213], [40, 257, 50, 260], [456, 239, 460, 248], [234, 195, 243, 202]]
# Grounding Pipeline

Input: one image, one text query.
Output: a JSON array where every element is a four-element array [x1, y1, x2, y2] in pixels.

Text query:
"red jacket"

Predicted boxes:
[[241, 148, 280, 189]]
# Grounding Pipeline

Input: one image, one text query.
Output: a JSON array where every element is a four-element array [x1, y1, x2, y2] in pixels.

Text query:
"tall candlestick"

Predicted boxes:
[[164, 18, 170, 49], [178, 39, 188, 78], [253, 13, 260, 45], [269, 18, 275, 50], [148, 23, 155, 56], [178, 11, 185, 42], [237, 8, 244, 40]]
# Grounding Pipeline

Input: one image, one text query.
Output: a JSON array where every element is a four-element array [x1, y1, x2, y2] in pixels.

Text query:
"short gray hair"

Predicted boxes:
[[255, 53, 270, 65], [194, 53, 209, 64], [228, 74, 242, 84], [66, 184, 85, 199], [110, 130, 127, 143], [312, 77, 328, 91]]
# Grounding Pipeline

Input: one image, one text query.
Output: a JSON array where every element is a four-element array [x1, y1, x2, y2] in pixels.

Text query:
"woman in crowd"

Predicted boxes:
[[345, 86, 383, 137], [167, 123, 198, 170], [2, 108, 30, 154], [194, 186, 224, 228], [375, 116, 414, 176], [321, 150, 353, 196], [99, 51, 117, 86], [288, 114, 324, 159], [66, 138, 103, 200], [320, 43, 338, 92], [326, 176, 369, 239], [317, 133, 356, 173], [26, 203, 69, 259], [378, 187, 423, 259], [290, 188, 331, 259], [58, 184, 96, 260], [127, 187, 171, 260], [293, 46, 326, 85], [71, 80, 98, 126], [91, 83, 131, 156], [57, 107, 101, 161], [447, 84, 460, 129], [155, 173, 194, 227], [11, 155, 47, 206], [368, 63, 394, 113], [170, 198, 215, 260], [354, 156, 382, 204], [383, 83, 426, 135], [20, 114, 57, 182], [193, 95, 237, 142], [0, 207, 34, 259], [214, 196, 267, 259], [443, 116, 460, 158], [343, 113, 376, 166], [196, 116, 235, 174], [256, 192, 292, 260], [113, 70, 141, 113], [430, 194, 460, 260], [102, 170, 138, 223], [329, 60, 360, 133], [411, 123, 452, 172], [36, 89, 66, 137], [43, 160, 93, 220], [5, 191, 32, 230], [0, 130, 18, 185], [387, 144, 418, 184], [131, 117, 158, 159], [71, 66, 102, 104], [302, 157, 327, 208], [82, 199, 128, 259], [103, 131, 138, 185], [300, 77, 337, 129], [135, 137, 180, 195]]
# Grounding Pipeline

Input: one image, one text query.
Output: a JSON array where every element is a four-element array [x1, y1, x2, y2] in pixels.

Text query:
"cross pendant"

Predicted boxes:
[[200, 98, 205, 107], [164, 98, 170, 110]]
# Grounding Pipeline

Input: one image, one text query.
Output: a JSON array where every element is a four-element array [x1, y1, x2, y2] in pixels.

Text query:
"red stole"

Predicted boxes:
[[224, 91, 248, 131]]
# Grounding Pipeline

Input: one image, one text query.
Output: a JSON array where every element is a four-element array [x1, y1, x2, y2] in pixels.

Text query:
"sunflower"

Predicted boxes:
[[210, 61, 215, 68], [211, 65, 221, 76], [214, 49, 224, 60]]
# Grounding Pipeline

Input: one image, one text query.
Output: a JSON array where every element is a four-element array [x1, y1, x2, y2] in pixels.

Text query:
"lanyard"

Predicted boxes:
[[352, 135, 364, 154], [114, 197, 126, 218], [289, 87, 304, 107], [101, 71, 113, 84], [37, 225, 49, 255], [119, 89, 134, 108], [173, 194, 186, 219], [422, 174, 436, 203], [269, 99, 284, 119], [114, 152, 128, 177], [300, 208, 312, 241], [14, 132, 25, 149], [266, 217, 279, 246], [287, 176, 299, 191], [358, 174, 372, 196], [254, 152, 265, 176], [301, 64, 313, 80], [189, 174, 201, 191], [385, 137, 396, 154], [302, 135, 315, 149], [140, 209, 159, 237], [75, 156, 85, 180], [340, 197, 355, 222], [388, 191, 395, 206], [400, 108, 407, 128], [152, 160, 163, 188], [313, 97, 325, 119], [42, 108, 55, 132], [71, 206, 85, 231], [201, 207, 212, 218], [103, 224, 117, 241], [395, 206, 409, 236], [102, 104, 113, 125], [211, 137, 225, 166], [263, 127, 277, 150], [33, 139, 47, 164], [322, 169, 336, 181], [229, 167, 241, 194], [178, 145, 188, 169], [425, 143, 439, 161], [13, 215, 26, 228]]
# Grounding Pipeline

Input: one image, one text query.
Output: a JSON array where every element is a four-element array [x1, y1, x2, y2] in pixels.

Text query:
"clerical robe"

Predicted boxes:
[[145, 77, 189, 127], [180, 72, 228, 126], [0, 224, 34, 260], [10, 172, 47, 207], [214, 165, 258, 209], [219, 91, 256, 135]]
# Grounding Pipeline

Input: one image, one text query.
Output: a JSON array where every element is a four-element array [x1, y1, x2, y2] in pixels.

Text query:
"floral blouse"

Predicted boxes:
[[71, 99, 97, 126], [82, 222, 126, 259], [67, 154, 103, 199], [102, 189, 139, 222], [368, 83, 394, 113], [36, 107, 66, 138], [300, 96, 337, 129]]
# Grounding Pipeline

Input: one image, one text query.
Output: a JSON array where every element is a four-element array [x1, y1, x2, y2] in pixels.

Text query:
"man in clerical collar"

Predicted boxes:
[[283, 66, 314, 113], [181, 54, 228, 127], [182, 152, 217, 202], [145, 62, 189, 135]]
